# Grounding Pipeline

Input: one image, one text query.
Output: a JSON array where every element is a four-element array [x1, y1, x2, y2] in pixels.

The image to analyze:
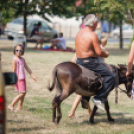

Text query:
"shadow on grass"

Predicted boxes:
[[8, 126, 45, 133], [7, 119, 32, 123], [68, 112, 134, 125], [28, 107, 52, 112]]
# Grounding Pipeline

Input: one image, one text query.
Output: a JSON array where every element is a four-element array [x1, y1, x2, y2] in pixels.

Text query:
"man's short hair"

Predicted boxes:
[[38, 22, 42, 26], [59, 32, 63, 37], [84, 14, 99, 27]]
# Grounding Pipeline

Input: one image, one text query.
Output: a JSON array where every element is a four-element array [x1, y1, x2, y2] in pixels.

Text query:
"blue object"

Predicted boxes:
[[44, 45, 50, 50]]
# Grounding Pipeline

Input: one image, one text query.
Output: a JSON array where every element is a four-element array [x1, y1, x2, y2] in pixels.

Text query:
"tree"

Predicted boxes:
[[77, 0, 134, 49], [0, 0, 77, 36], [96, 0, 134, 49], [0, 9, 14, 28]]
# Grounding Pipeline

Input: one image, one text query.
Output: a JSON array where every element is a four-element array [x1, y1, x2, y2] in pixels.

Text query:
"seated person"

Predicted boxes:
[[30, 22, 44, 49], [50, 32, 75, 51], [50, 32, 66, 50]]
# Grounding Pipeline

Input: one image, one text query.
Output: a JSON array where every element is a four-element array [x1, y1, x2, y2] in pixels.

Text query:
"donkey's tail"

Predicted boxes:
[[48, 68, 57, 92]]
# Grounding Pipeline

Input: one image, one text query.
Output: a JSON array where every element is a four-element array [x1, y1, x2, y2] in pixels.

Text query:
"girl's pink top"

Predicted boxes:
[[81, 23, 85, 28], [13, 57, 25, 80]]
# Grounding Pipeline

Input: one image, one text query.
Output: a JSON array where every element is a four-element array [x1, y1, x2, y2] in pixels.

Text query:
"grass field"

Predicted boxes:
[[1, 38, 134, 134]]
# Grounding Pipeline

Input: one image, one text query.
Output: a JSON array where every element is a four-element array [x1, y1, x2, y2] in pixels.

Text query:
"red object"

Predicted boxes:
[[75, 0, 84, 7], [21, 28, 24, 31], [76, 0, 82, 7], [5, 25, 7, 29], [32, 48, 75, 53], [0, 96, 5, 110]]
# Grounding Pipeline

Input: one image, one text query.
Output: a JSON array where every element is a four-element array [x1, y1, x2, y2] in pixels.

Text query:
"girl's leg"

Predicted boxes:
[[8, 93, 24, 109], [40, 38, 44, 49], [17, 93, 26, 110], [69, 95, 82, 118], [87, 103, 92, 116]]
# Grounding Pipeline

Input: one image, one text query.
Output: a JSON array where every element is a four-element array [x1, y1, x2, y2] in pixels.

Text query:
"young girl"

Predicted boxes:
[[8, 44, 37, 111], [98, 37, 108, 62]]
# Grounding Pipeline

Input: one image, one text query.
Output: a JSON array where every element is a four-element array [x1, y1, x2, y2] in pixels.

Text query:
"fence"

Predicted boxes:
[[53, 23, 80, 39]]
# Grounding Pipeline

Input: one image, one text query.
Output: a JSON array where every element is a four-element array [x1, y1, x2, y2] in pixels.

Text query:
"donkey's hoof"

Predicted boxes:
[[52, 118, 57, 123], [89, 119, 95, 124], [108, 118, 114, 122], [57, 115, 62, 124]]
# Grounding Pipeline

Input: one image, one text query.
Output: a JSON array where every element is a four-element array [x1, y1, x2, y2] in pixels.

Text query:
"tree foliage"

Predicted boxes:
[[77, 0, 134, 49], [0, 0, 77, 35]]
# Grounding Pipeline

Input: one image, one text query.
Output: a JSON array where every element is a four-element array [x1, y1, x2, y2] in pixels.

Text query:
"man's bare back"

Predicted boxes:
[[75, 26, 109, 58]]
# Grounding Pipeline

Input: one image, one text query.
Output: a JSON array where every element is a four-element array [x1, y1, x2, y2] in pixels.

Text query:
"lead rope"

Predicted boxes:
[[115, 86, 127, 104]]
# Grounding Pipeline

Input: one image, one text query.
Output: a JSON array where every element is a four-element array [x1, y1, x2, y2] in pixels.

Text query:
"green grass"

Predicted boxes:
[[1, 39, 134, 134]]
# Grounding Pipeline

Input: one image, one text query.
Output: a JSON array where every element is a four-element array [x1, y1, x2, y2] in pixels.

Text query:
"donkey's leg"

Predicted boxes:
[[55, 81, 76, 124], [89, 105, 98, 124], [56, 89, 73, 124], [105, 100, 114, 122], [52, 96, 58, 123]]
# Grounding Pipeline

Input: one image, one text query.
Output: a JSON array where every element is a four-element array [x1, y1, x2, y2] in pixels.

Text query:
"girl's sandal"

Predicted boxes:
[[7, 106, 15, 111], [14, 108, 23, 112], [69, 115, 76, 120]]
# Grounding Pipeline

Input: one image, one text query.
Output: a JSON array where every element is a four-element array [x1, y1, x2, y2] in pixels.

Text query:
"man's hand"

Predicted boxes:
[[105, 51, 109, 57], [100, 50, 109, 58]]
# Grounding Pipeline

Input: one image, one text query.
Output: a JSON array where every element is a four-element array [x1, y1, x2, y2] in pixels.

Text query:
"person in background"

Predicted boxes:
[[30, 22, 44, 49], [102, 22, 108, 37], [126, 41, 134, 77], [80, 17, 85, 29], [126, 41, 134, 100], [126, 40, 134, 100], [50, 32, 66, 50], [131, 83, 134, 100], [8, 44, 37, 111]]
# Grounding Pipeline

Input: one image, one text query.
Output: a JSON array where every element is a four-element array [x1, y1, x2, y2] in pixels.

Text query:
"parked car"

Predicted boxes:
[[4, 18, 58, 40], [110, 24, 134, 39], [0, 62, 17, 134]]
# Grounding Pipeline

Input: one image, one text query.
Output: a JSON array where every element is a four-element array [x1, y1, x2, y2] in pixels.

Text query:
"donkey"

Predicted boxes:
[[48, 62, 133, 124]]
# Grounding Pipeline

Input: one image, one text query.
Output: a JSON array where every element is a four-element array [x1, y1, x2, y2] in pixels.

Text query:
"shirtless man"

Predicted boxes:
[[75, 14, 114, 110]]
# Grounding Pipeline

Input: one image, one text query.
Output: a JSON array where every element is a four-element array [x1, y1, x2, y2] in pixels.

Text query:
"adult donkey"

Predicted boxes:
[[48, 62, 133, 124]]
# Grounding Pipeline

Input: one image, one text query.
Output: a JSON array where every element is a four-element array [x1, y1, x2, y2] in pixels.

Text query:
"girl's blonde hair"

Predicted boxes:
[[13, 44, 25, 55], [101, 37, 107, 47]]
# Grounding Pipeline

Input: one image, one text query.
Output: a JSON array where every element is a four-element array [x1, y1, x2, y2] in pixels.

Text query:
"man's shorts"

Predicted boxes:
[[57, 43, 66, 50], [31, 35, 43, 41]]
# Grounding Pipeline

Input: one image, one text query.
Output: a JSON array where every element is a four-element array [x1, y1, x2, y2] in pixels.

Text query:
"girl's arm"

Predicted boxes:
[[24, 60, 37, 82], [12, 59, 16, 72], [126, 41, 134, 76]]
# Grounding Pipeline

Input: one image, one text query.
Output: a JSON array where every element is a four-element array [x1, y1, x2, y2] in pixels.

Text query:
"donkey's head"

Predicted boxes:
[[118, 64, 134, 97]]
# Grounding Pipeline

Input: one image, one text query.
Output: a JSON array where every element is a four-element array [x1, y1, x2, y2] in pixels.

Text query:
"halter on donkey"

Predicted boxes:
[[48, 62, 133, 124]]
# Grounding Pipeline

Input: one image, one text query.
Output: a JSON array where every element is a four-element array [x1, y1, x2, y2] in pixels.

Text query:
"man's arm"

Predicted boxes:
[[92, 34, 109, 58], [126, 41, 134, 76], [35, 30, 44, 35], [50, 38, 60, 43]]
